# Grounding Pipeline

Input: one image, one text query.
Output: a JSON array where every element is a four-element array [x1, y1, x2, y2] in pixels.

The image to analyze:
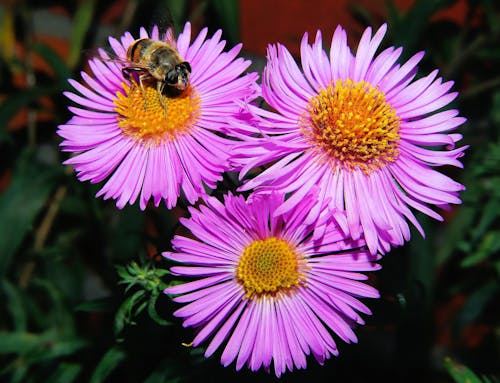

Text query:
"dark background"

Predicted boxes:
[[0, 0, 498, 382]]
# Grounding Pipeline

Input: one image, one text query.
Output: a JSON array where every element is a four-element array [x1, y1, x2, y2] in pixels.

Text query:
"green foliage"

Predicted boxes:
[[444, 357, 500, 383], [0, 0, 498, 382], [89, 347, 126, 383], [67, 0, 97, 69], [115, 261, 171, 336], [0, 150, 60, 276], [387, 0, 457, 56], [210, 0, 240, 45], [0, 266, 89, 380]]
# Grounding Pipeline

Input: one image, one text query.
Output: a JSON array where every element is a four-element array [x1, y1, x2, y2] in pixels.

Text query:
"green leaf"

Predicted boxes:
[[444, 357, 489, 383], [106, 206, 145, 262], [67, 0, 96, 69], [482, 0, 500, 34], [407, 216, 434, 304], [454, 281, 499, 336], [387, 0, 456, 57], [164, 0, 187, 31], [9, 364, 29, 383], [32, 279, 76, 336], [42, 254, 85, 306], [0, 150, 59, 276], [31, 42, 71, 82], [494, 259, 500, 276], [147, 291, 171, 326], [143, 359, 181, 383], [45, 363, 81, 383], [114, 289, 146, 335], [116, 260, 168, 292], [75, 296, 116, 313], [2, 280, 28, 331], [27, 338, 88, 363], [461, 230, 500, 267], [0, 329, 87, 380], [211, 0, 240, 45], [471, 199, 499, 242], [89, 347, 126, 383], [0, 331, 43, 354], [436, 206, 476, 265]]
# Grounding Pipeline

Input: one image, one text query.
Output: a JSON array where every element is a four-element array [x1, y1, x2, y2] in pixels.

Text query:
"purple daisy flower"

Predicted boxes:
[[58, 23, 257, 209], [231, 24, 467, 254], [164, 191, 380, 376]]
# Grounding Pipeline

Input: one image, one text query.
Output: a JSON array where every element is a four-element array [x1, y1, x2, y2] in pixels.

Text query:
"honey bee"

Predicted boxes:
[[121, 36, 191, 114]]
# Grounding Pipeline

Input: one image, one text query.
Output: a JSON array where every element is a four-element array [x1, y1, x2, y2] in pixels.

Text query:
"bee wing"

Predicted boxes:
[[149, 9, 177, 46], [93, 50, 154, 76], [81, 48, 125, 71], [98, 54, 131, 67], [82, 46, 123, 65], [95, 46, 143, 67], [163, 27, 178, 50], [144, 20, 177, 47]]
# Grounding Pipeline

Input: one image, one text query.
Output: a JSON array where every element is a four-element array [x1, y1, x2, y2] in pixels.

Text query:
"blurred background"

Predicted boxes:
[[0, 0, 498, 382]]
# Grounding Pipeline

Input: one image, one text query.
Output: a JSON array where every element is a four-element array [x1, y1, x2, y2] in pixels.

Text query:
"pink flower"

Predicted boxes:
[[231, 24, 467, 254], [165, 191, 380, 376], [58, 23, 257, 209]]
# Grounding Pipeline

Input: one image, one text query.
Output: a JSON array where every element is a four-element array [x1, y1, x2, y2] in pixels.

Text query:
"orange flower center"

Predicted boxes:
[[237, 237, 305, 298], [303, 79, 401, 173], [114, 82, 201, 145]]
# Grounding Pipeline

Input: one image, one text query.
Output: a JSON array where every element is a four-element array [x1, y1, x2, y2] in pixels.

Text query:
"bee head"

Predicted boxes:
[[166, 62, 191, 91]]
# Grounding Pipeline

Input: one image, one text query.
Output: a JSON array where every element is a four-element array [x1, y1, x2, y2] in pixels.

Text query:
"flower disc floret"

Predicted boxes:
[[237, 237, 302, 297], [304, 79, 400, 173], [115, 83, 200, 145]]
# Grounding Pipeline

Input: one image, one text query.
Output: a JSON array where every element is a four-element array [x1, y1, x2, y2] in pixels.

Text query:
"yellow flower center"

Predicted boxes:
[[114, 82, 201, 145], [303, 79, 401, 173], [237, 237, 304, 298]]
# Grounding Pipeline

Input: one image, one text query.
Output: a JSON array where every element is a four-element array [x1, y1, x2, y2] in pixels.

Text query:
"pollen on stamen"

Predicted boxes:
[[114, 82, 201, 146], [236, 237, 306, 299], [302, 79, 401, 173]]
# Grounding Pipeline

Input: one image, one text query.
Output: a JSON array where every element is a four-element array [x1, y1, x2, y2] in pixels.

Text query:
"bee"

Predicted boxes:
[[121, 36, 192, 114]]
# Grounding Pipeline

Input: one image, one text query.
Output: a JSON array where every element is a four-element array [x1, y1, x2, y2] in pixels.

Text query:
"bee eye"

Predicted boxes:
[[166, 70, 178, 84], [179, 62, 191, 73]]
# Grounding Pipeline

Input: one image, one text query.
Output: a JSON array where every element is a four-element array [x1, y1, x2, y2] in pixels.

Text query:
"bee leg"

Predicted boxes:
[[157, 81, 167, 117], [122, 67, 139, 93], [122, 68, 131, 82], [123, 67, 151, 110], [138, 74, 149, 110], [122, 69, 134, 98]]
